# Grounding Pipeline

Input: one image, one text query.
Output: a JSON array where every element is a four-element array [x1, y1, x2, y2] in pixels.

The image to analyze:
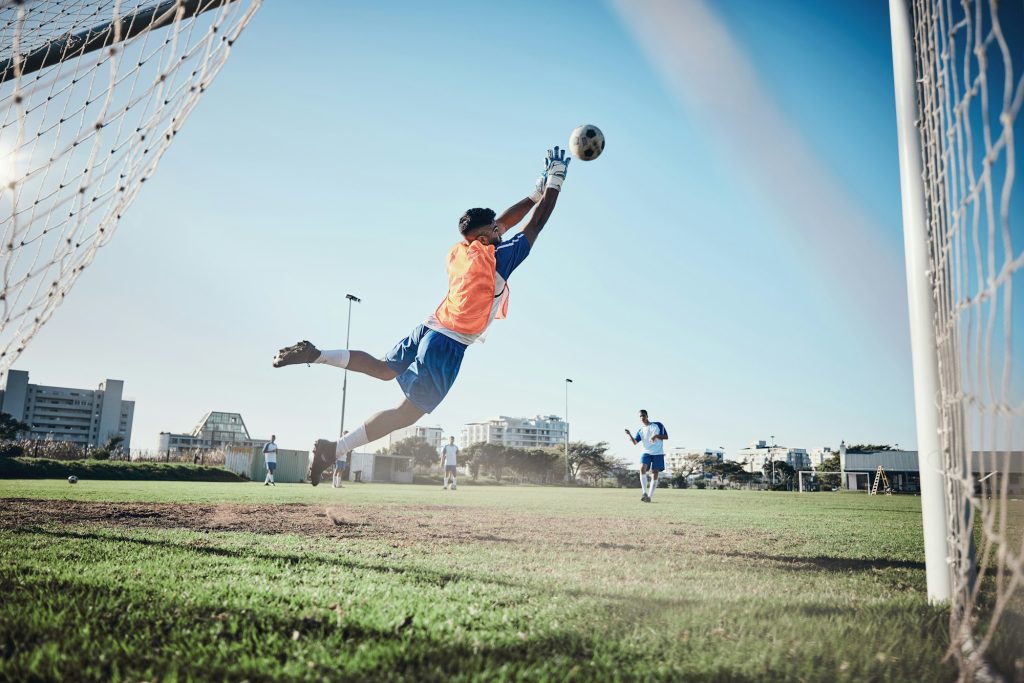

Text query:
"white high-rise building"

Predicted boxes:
[[807, 447, 837, 468], [0, 369, 134, 449], [461, 415, 567, 450], [732, 440, 811, 475]]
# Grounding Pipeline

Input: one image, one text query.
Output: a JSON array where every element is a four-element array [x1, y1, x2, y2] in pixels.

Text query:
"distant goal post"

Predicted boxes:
[[0, 0, 262, 374], [796, 471, 841, 492]]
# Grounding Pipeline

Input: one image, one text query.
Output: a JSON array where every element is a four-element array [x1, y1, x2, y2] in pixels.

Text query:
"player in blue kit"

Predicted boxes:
[[625, 410, 668, 502]]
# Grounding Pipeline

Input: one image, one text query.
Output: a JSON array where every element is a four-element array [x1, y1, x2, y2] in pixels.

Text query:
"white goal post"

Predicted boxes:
[[890, 0, 1022, 679], [0, 0, 262, 374], [797, 470, 840, 492]]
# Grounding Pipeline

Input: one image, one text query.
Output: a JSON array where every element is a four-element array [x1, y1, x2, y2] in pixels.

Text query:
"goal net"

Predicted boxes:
[[0, 0, 261, 374], [893, 0, 1023, 678]]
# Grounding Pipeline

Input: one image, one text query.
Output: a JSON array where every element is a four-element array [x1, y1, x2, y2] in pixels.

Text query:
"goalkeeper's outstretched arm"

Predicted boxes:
[[521, 188, 559, 246], [496, 146, 570, 240], [495, 197, 538, 236], [521, 146, 569, 246]]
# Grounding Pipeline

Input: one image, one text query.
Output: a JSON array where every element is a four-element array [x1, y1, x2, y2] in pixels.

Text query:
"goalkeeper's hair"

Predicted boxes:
[[459, 208, 496, 236]]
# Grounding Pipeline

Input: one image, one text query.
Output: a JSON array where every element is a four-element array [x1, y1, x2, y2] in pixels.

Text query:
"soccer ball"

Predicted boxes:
[[569, 124, 605, 161], [68, 475, 78, 484]]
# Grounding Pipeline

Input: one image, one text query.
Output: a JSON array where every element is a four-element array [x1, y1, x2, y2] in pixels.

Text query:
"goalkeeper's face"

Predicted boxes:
[[470, 222, 502, 247]]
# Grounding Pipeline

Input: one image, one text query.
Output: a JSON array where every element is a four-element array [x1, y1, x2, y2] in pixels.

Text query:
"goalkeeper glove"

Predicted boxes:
[[544, 146, 570, 191], [528, 172, 545, 203]]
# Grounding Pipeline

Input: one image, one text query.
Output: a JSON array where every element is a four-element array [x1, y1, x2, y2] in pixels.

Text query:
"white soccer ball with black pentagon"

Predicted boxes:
[[569, 124, 604, 161], [68, 475, 78, 484]]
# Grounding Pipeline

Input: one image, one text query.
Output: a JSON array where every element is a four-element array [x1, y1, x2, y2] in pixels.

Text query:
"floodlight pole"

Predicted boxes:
[[889, 0, 951, 604], [771, 434, 776, 486], [564, 378, 572, 483], [339, 294, 361, 438]]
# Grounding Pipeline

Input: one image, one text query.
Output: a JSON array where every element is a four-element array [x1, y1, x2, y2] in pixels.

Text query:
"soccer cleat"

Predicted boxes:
[[309, 439, 335, 486], [641, 494, 650, 503], [273, 340, 320, 368]]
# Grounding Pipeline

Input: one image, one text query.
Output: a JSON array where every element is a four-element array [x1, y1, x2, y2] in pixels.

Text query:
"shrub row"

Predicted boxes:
[[0, 457, 245, 482]]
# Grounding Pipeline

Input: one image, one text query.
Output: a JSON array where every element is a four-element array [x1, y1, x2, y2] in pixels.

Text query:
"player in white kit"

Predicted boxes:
[[625, 410, 668, 502]]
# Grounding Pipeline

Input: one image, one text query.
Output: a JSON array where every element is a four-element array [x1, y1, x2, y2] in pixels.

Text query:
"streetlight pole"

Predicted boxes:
[[564, 378, 572, 483], [339, 294, 361, 437], [770, 434, 776, 486]]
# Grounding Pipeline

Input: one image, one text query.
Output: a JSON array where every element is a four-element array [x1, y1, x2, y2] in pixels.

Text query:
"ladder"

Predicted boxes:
[[870, 465, 891, 495]]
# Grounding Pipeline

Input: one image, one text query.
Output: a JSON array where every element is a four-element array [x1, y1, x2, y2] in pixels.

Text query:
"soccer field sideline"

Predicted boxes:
[[1, 480, 965, 681]]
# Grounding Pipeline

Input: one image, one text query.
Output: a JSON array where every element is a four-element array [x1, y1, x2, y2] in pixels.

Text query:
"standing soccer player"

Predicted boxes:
[[263, 435, 278, 486], [273, 147, 570, 486], [625, 410, 668, 502], [440, 436, 459, 490]]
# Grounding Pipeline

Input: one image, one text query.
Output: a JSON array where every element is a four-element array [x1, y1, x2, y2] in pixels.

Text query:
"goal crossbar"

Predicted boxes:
[[0, 0, 239, 83]]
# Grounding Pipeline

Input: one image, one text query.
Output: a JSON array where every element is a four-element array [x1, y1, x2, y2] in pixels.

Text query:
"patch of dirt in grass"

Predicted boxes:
[[0, 497, 740, 554]]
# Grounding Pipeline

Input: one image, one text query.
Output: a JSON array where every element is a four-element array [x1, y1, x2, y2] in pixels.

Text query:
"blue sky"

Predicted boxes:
[[11, 0, 929, 459]]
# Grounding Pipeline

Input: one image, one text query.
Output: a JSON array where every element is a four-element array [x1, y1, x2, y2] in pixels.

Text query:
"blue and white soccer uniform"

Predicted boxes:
[[634, 422, 668, 471], [262, 441, 277, 472], [441, 443, 459, 474], [385, 233, 532, 413]]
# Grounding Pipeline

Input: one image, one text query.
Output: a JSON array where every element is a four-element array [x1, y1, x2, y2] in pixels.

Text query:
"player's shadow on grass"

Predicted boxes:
[[9, 526, 697, 610], [713, 550, 925, 572]]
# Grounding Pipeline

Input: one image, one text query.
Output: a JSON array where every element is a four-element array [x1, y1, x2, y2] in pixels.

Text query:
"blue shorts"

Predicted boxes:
[[641, 454, 665, 472], [445, 465, 458, 475], [266, 461, 277, 472], [385, 324, 467, 413]]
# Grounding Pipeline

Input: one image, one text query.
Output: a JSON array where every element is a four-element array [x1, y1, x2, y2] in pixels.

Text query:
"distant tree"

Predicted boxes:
[[388, 436, 438, 469], [845, 444, 894, 453], [566, 441, 613, 483], [531, 448, 564, 483], [88, 434, 126, 461], [678, 453, 706, 479], [763, 460, 796, 489], [707, 459, 748, 482], [817, 453, 841, 472], [0, 413, 30, 441], [479, 442, 509, 482], [610, 461, 636, 488], [815, 453, 842, 489], [575, 441, 614, 485], [462, 442, 485, 480]]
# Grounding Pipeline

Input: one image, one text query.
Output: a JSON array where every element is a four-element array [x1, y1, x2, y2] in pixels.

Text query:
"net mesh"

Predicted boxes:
[[0, 0, 260, 373], [911, 0, 1023, 678]]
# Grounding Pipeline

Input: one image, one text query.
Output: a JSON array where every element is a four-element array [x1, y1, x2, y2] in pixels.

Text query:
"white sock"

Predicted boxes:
[[335, 426, 369, 458], [648, 478, 656, 499], [640, 473, 648, 496], [315, 349, 350, 368]]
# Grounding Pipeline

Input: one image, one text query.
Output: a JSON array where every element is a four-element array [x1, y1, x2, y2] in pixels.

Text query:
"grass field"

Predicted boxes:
[[0, 480, 955, 682]]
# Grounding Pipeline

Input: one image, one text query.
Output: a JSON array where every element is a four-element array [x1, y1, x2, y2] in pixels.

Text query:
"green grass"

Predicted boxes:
[[0, 457, 244, 481], [0, 480, 955, 682]]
